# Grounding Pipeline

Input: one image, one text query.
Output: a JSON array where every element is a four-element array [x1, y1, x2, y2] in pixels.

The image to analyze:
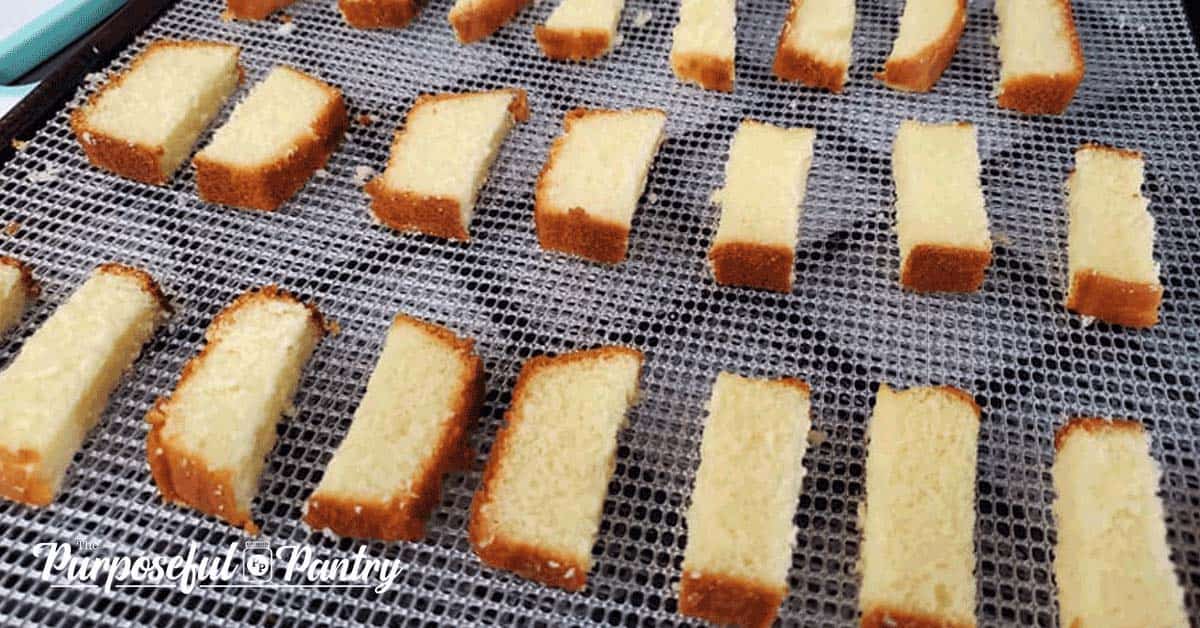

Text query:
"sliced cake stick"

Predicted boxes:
[[1053, 419, 1188, 628], [469, 346, 643, 591], [0, 257, 37, 339], [226, 0, 296, 20], [339, 0, 424, 28], [305, 314, 484, 541], [670, 0, 737, 92], [995, 0, 1084, 115], [1065, 145, 1161, 327], [773, 0, 857, 93], [366, 89, 528, 241], [449, 0, 532, 43], [535, 0, 626, 60], [194, 66, 347, 211], [535, 108, 666, 264], [679, 373, 812, 628], [147, 287, 328, 534], [72, 40, 242, 185], [859, 384, 979, 628], [0, 264, 168, 506], [877, 0, 966, 92], [892, 120, 992, 292], [709, 120, 815, 293]]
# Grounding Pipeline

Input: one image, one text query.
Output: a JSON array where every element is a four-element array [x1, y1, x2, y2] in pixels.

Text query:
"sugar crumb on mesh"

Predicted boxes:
[[357, 113, 376, 126], [277, 21, 297, 35], [27, 167, 60, 183], [633, 9, 653, 28], [10, 139, 28, 151], [4, 222, 20, 236], [353, 165, 376, 185]]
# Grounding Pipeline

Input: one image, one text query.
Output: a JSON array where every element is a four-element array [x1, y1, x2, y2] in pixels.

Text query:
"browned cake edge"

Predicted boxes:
[[772, 0, 848, 93], [468, 346, 644, 591], [146, 285, 327, 534], [900, 244, 992, 293], [534, 26, 613, 60], [1066, 270, 1162, 328], [1054, 417, 1143, 452], [226, 0, 296, 20], [194, 69, 347, 211], [861, 606, 976, 628], [0, 256, 40, 300], [709, 242, 794, 293], [876, 0, 966, 93], [338, 0, 424, 29], [679, 570, 786, 628], [304, 314, 485, 541], [997, 0, 1085, 115], [366, 89, 529, 240], [670, 51, 735, 92], [71, 40, 243, 186], [449, 0, 531, 43]]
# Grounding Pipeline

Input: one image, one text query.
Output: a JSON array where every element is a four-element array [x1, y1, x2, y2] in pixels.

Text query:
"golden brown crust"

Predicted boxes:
[[0, 256, 39, 300], [533, 108, 663, 264], [1079, 143, 1143, 161], [876, 0, 966, 92], [449, 0, 531, 43], [861, 606, 975, 628], [1054, 417, 1143, 451], [366, 89, 526, 240], [997, 0, 1084, 115], [338, 0, 423, 28], [195, 70, 347, 211], [670, 52, 735, 92], [709, 242, 794, 293], [469, 346, 643, 591], [146, 285, 327, 534], [534, 26, 612, 60], [679, 570, 785, 628], [772, 0, 848, 93], [95, 263, 172, 314], [0, 446, 55, 506], [933, 385, 982, 419], [900, 244, 991, 293], [1066, 270, 1162, 329], [71, 40, 242, 186], [303, 314, 484, 541], [226, 0, 295, 20]]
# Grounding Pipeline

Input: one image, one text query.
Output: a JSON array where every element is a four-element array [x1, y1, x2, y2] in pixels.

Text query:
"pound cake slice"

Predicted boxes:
[[226, 0, 296, 19], [670, 0, 737, 92], [709, 121, 815, 293], [877, 0, 966, 92], [0, 257, 37, 339], [0, 264, 168, 506], [995, 0, 1084, 115], [535, 0, 625, 60], [366, 89, 529, 241], [773, 0, 856, 93], [535, 108, 667, 264], [449, 0, 532, 43], [679, 373, 812, 628], [340, 0, 424, 28], [469, 346, 643, 590], [1065, 145, 1161, 328], [1053, 419, 1188, 628], [194, 66, 347, 211], [72, 40, 241, 185], [305, 314, 484, 541], [147, 287, 327, 533], [892, 120, 992, 292], [860, 384, 980, 628]]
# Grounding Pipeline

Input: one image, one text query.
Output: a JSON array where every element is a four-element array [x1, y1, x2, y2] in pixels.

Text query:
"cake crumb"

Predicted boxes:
[[10, 139, 29, 151], [633, 9, 653, 28], [993, 231, 1012, 247], [27, 167, 60, 183], [276, 21, 296, 35], [315, 168, 330, 178], [326, 319, 342, 336], [357, 113, 376, 126], [613, 33, 625, 48], [220, 9, 234, 21], [279, 12, 293, 23], [353, 165, 376, 185], [1079, 315, 1096, 328], [807, 429, 827, 446], [4, 222, 20, 236]]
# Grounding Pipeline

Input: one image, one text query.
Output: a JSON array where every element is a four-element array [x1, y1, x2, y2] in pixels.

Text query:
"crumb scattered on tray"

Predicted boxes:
[[646, 192, 659, 204], [220, 9, 233, 22], [357, 113, 376, 126], [633, 9, 653, 28], [353, 166, 376, 185], [807, 429, 827, 447], [315, 168, 330, 178], [279, 13, 293, 23], [27, 167, 60, 184], [10, 139, 28, 152], [613, 33, 625, 48], [993, 231, 1012, 247], [277, 21, 296, 35], [4, 222, 20, 236]]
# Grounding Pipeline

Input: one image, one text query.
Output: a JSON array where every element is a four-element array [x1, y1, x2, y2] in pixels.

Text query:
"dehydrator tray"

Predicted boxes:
[[0, 0, 1198, 625]]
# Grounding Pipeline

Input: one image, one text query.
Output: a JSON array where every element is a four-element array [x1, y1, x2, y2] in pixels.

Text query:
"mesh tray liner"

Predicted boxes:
[[1, 0, 1198, 625]]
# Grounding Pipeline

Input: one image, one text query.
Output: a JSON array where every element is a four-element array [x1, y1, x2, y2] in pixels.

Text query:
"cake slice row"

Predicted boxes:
[[73, 41, 347, 211]]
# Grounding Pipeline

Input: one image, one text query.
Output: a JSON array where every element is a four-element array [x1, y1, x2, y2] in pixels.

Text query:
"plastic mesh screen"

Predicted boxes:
[[0, 0, 1198, 625]]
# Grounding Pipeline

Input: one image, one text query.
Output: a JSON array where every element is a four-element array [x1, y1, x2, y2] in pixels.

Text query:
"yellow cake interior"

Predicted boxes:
[[1067, 146, 1158, 286], [995, 0, 1079, 81]]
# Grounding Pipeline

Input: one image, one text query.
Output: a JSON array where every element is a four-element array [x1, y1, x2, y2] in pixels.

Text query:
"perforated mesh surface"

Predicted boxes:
[[0, 0, 1198, 625]]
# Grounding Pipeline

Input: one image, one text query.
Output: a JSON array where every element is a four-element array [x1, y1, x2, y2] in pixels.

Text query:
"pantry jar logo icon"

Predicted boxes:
[[241, 541, 273, 583]]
